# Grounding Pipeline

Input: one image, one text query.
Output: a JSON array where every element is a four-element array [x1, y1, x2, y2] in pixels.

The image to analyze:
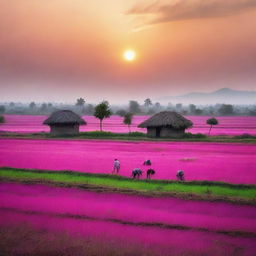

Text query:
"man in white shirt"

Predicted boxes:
[[113, 159, 120, 174]]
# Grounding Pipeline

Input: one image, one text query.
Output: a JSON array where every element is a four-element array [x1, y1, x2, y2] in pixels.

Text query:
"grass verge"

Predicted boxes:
[[1, 131, 256, 143], [0, 167, 255, 205]]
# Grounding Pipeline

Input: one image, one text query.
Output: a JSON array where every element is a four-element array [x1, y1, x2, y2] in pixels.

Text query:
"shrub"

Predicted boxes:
[[81, 131, 115, 137], [0, 115, 5, 123], [127, 132, 145, 137], [234, 133, 255, 139], [79, 131, 146, 138], [0, 105, 5, 114], [193, 133, 207, 138], [182, 133, 206, 139]]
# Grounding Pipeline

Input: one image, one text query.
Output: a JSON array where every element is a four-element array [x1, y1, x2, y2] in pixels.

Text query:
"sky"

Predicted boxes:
[[1, 0, 256, 104]]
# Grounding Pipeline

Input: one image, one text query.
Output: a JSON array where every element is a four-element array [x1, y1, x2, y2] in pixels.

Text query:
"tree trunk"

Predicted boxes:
[[100, 120, 103, 131], [208, 125, 212, 135], [128, 125, 131, 133]]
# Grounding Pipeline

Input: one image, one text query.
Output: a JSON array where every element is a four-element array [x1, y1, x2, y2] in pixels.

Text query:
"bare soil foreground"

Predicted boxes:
[[0, 138, 255, 184], [1, 182, 256, 256]]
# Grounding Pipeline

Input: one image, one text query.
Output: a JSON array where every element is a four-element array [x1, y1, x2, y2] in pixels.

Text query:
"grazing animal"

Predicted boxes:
[[132, 168, 143, 179], [147, 168, 155, 179], [143, 160, 151, 166], [176, 170, 185, 181]]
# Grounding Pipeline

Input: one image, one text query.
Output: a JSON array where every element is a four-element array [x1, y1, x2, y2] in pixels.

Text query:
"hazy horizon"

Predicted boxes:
[[1, 0, 256, 104], [1, 87, 256, 105]]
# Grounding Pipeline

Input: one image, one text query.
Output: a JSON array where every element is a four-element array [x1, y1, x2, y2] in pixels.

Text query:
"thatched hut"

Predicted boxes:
[[138, 111, 193, 138], [43, 110, 86, 136]]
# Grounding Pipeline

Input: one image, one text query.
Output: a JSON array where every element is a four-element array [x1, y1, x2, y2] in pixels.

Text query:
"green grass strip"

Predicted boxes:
[[0, 167, 256, 203], [1, 131, 256, 143]]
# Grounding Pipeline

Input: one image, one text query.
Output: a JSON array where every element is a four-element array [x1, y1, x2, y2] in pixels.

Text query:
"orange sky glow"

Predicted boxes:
[[0, 0, 256, 103]]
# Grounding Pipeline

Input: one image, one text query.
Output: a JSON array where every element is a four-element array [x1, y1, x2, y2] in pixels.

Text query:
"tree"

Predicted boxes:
[[206, 117, 219, 135], [123, 112, 133, 133], [9, 102, 15, 107], [189, 104, 196, 114], [167, 102, 173, 110], [29, 102, 36, 109], [84, 104, 94, 115], [94, 101, 112, 131], [195, 108, 203, 115], [153, 102, 161, 113], [144, 98, 152, 108], [249, 109, 256, 116], [0, 115, 5, 123], [154, 102, 161, 108], [129, 101, 141, 114], [116, 109, 127, 117], [0, 105, 5, 114], [176, 103, 182, 112], [76, 98, 85, 107], [219, 104, 234, 115], [40, 103, 47, 112]]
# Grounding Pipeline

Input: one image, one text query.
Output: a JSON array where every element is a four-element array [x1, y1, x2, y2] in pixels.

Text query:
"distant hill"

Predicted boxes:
[[157, 88, 256, 105]]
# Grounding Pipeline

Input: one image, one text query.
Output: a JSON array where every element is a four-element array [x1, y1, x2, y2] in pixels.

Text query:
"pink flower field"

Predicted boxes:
[[1, 138, 255, 184], [1, 114, 256, 135], [1, 183, 256, 256]]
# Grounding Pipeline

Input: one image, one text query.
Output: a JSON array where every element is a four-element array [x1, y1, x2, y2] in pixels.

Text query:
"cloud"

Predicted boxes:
[[127, 0, 256, 27]]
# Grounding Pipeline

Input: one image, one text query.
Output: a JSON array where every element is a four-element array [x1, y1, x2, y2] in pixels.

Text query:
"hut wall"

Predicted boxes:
[[50, 124, 79, 135], [160, 127, 185, 137], [146, 127, 156, 137]]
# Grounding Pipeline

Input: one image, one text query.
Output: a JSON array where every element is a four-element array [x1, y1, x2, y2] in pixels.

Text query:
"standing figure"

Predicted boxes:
[[113, 159, 120, 174], [132, 168, 143, 179], [147, 169, 155, 179], [176, 170, 185, 181]]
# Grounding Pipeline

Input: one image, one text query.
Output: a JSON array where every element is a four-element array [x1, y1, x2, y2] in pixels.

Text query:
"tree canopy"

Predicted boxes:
[[144, 98, 152, 108], [123, 112, 133, 132], [0, 105, 5, 114], [29, 102, 36, 109], [206, 117, 219, 135], [129, 101, 141, 114], [0, 115, 5, 123], [76, 98, 85, 106], [94, 101, 112, 131], [219, 104, 234, 115]]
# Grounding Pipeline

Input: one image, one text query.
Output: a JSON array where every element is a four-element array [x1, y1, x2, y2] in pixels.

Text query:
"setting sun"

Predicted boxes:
[[123, 49, 136, 62]]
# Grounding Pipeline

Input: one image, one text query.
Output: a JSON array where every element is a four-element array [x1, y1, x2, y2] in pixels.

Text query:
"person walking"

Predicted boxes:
[[113, 159, 120, 174]]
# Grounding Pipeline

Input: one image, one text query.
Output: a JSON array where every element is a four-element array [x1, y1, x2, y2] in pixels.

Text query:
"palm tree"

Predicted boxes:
[[76, 98, 86, 113], [144, 98, 152, 108], [76, 98, 85, 106], [94, 101, 112, 131]]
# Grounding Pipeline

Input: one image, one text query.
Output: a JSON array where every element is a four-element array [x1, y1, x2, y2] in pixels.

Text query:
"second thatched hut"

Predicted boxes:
[[138, 111, 193, 138], [43, 110, 86, 136]]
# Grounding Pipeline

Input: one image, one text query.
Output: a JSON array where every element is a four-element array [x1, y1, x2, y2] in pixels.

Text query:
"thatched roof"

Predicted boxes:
[[138, 111, 193, 129], [43, 110, 86, 125]]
